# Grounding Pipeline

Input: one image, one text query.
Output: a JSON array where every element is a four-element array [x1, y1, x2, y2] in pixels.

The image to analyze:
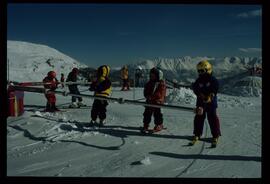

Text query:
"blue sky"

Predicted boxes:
[[7, 4, 262, 67]]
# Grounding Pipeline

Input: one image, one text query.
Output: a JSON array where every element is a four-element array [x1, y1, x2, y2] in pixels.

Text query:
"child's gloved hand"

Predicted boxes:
[[199, 93, 215, 103], [62, 91, 69, 96], [194, 106, 204, 115], [89, 84, 96, 91], [118, 98, 125, 104], [146, 96, 152, 103]]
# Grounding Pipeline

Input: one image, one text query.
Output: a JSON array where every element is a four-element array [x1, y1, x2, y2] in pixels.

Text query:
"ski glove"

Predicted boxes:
[[199, 93, 215, 103], [62, 91, 69, 96], [118, 98, 125, 104], [194, 107, 204, 115]]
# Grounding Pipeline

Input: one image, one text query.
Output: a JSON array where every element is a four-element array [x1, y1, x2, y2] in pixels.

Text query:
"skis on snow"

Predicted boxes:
[[140, 127, 167, 134], [188, 137, 218, 148], [32, 110, 67, 122]]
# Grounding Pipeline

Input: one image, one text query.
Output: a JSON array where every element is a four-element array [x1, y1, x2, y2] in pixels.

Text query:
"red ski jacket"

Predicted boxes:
[[43, 76, 58, 91], [144, 80, 166, 104]]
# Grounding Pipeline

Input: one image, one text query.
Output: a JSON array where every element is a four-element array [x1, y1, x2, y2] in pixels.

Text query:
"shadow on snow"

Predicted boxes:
[[149, 151, 261, 162]]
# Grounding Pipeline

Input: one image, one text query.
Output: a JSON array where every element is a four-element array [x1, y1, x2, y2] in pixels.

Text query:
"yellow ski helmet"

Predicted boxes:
[[197, 60, 212, 75]]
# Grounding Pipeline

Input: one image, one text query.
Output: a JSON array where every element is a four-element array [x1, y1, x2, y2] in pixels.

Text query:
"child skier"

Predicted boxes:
[[120, 65, 130, 91], [89, 65, 112, 126], [66, 67, 86, 108], [142, 67, 166, 133], [43, 71, 59, 112], [60, 73, 65, 88], [191, 60, 221, 147]]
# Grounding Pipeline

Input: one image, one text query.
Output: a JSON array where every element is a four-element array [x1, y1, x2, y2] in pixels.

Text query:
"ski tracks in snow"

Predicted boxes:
[[175, 124, 208, 177]]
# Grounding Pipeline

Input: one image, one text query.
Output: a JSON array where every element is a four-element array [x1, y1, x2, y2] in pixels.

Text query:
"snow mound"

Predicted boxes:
[[222, 76, 262, 97], [166, 88, 196, 105], [218, 95, 254, 108], [7, 40, 88, 82]]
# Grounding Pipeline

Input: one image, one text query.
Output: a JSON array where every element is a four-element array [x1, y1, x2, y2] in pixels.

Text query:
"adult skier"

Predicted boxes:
[[89, 65, 112, 126], [191, 60, 221, 147], [142, 67, 166, 133], [43, 71, 59, 112], [66, 67, 86, 108]]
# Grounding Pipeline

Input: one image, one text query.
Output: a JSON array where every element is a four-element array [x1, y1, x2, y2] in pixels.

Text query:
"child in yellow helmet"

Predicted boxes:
[[89, 65, 112, 126], [191, 60, 221, 147]]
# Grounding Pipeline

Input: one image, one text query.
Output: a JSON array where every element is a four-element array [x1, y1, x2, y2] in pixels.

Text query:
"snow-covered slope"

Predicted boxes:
[[7, 41, 88, 82], [7, 87, 261, 177]]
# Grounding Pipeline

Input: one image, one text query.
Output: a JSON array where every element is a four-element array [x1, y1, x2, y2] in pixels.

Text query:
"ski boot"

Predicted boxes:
[[153, 124, 164, 133], [89, 120, 96, 127], [69, 102, 78, 108], [99, 119, 106, 127], [141, 123, 150, 133], [189, 136, 199, 146], [52, 103, 60, 112], [211, 137, 219, 148], [77, 101, 87, 107], [45, 102, 58, 112], [44, 102, 52, 112]]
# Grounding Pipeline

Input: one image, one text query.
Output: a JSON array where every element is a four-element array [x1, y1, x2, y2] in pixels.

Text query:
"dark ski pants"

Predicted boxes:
[[193, 106, 221, 138], [69, 87, 82, 103], [91, 99, 108, 121], [122, 79, 129, 89], [44, 92, 57, 111], [143, 107, 163, 125]]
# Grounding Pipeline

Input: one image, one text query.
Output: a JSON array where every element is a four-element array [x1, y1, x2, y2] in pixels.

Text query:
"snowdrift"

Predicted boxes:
[[221, 76, 262, 97], [166, 88, 196, 105]]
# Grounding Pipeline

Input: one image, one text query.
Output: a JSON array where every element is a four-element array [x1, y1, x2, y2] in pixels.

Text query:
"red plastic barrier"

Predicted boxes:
[[8, 86, 24, 117]]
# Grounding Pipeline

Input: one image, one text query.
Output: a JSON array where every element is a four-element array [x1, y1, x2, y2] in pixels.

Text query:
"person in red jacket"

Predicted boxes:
[[142, 67, 166, 132], [43, 71, 59, 112]]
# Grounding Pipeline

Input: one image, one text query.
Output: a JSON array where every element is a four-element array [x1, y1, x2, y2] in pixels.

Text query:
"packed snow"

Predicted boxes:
[[7, 87, 261, 177], [7, 40, 261, 177]]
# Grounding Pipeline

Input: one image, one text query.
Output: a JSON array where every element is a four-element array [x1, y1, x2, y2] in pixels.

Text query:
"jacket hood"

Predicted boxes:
[[97, 65, 110, 78]]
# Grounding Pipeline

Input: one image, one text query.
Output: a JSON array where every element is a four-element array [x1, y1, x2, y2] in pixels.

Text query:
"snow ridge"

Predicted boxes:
[[7, 40, 88, 82]]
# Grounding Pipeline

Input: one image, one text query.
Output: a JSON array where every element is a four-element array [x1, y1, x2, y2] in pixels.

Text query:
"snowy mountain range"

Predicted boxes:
[[7, 40, 88, 82], [7, 40, 262, 97], [126, 57, 262, 97], [127, 56, 262, 83]]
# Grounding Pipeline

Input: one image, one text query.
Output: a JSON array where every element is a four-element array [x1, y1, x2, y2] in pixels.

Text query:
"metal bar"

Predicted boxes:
[[19, 81, 93, 86], [11, 85, 195, 112]]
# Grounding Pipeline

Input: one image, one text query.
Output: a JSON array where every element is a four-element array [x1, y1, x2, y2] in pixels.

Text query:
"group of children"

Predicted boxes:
[[42, 60, 221, 146]]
